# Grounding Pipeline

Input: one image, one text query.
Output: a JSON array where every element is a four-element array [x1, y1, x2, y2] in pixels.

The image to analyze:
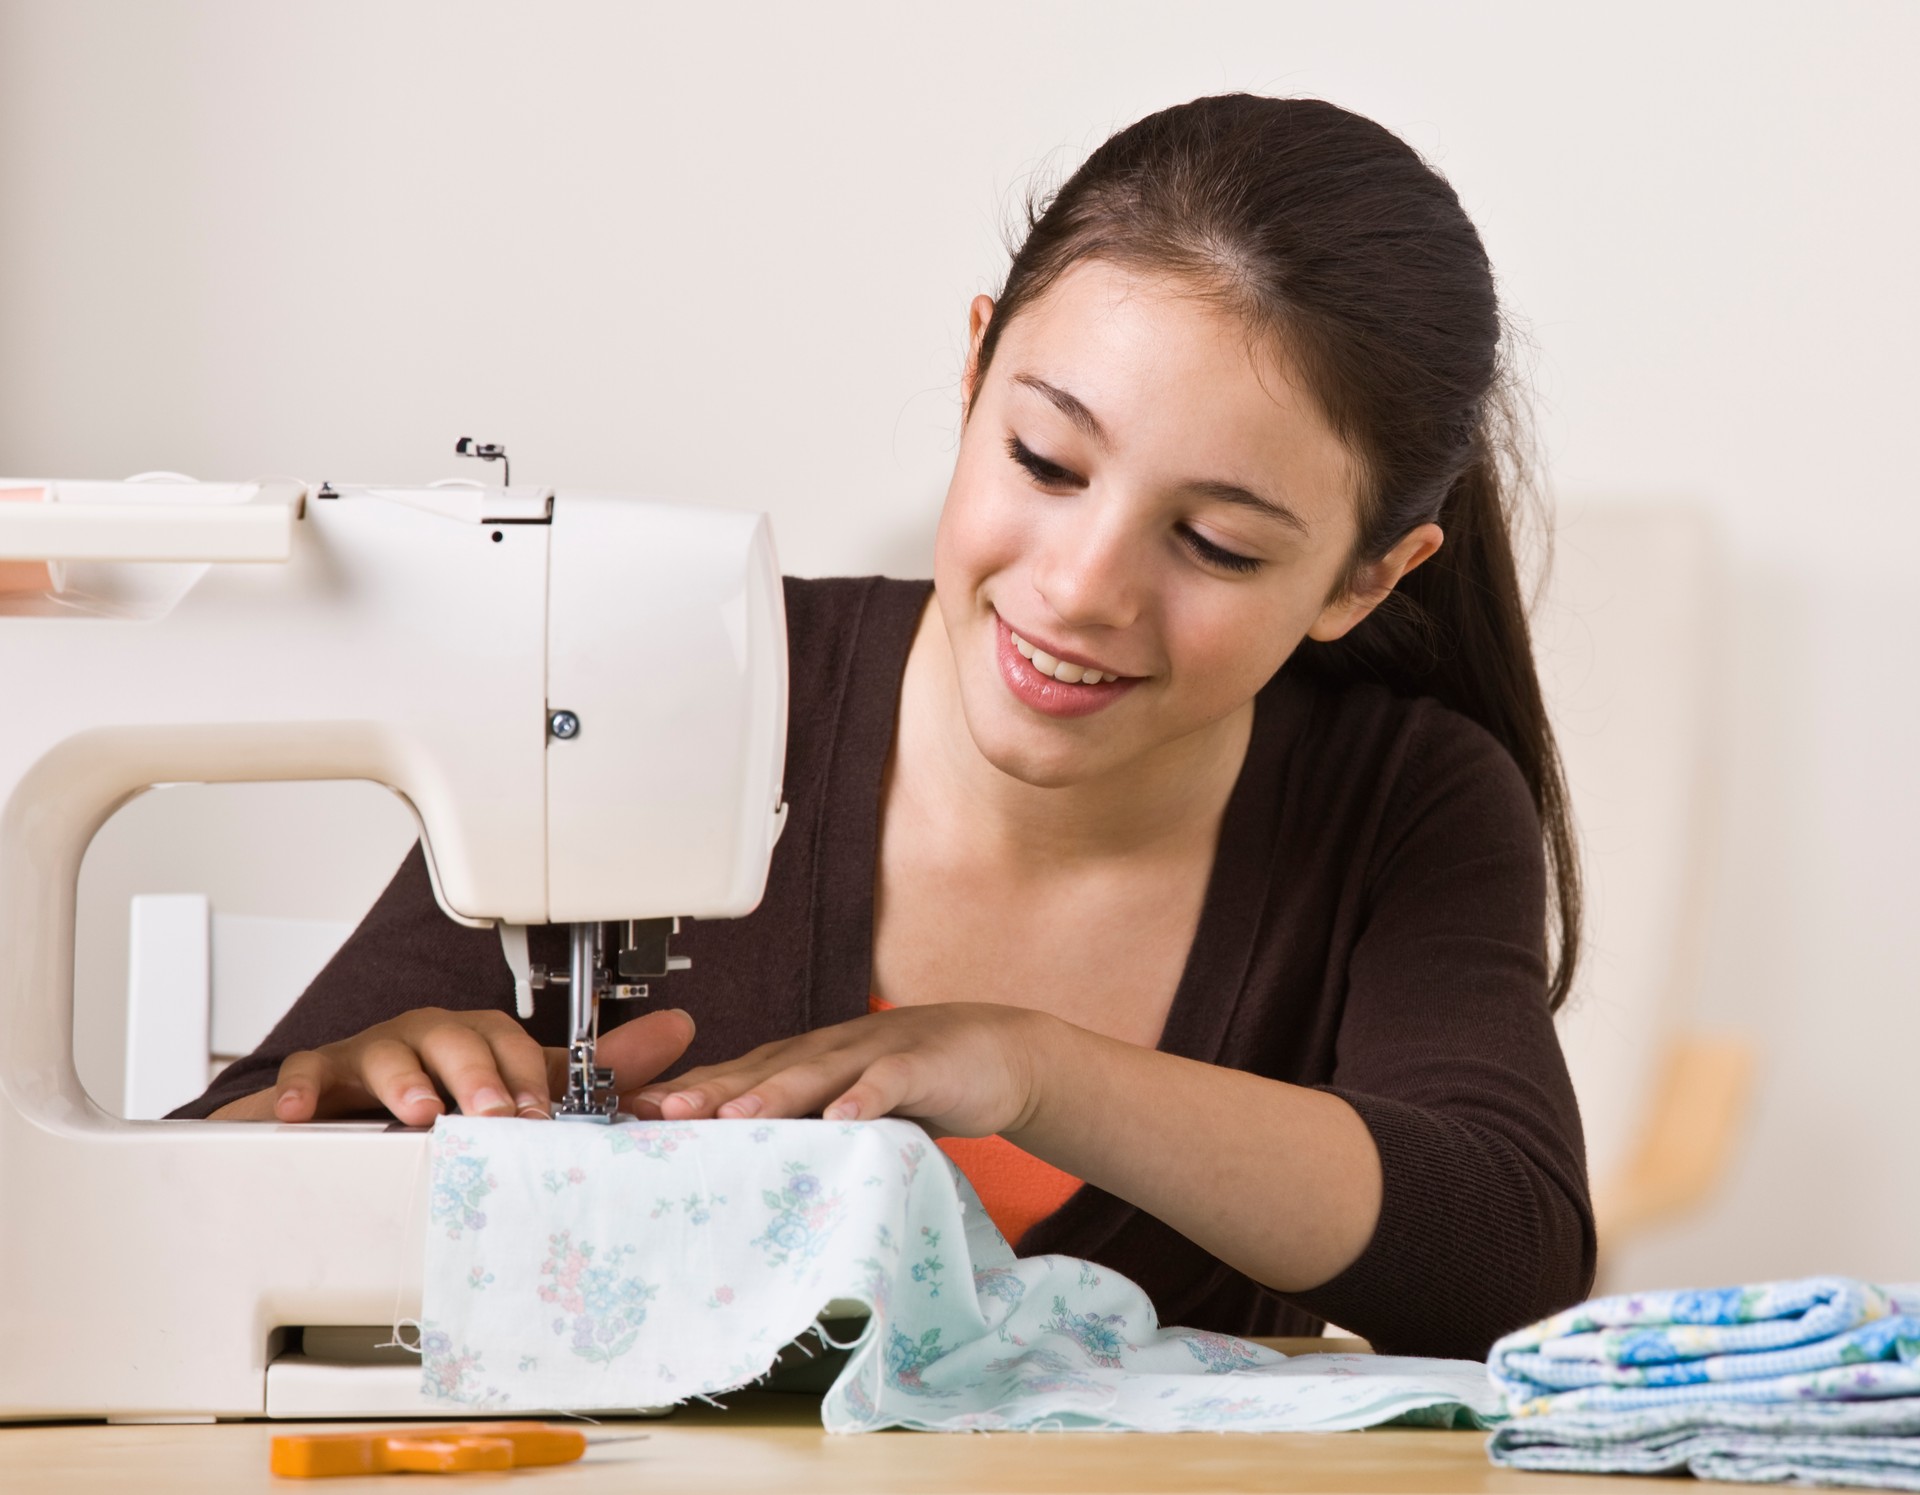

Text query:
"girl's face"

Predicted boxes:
[[934, 258, 1435, 790]]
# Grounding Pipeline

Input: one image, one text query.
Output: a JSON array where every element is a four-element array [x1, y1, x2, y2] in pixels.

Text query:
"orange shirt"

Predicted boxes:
[[867, 996, 1081, 1243]]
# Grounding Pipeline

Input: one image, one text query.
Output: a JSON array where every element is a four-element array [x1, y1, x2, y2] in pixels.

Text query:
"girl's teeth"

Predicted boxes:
[[1009, 631, 1114, 685]]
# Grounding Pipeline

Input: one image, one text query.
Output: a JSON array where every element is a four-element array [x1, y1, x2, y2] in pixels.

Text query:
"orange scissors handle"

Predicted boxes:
[[271, 1423, 588, 1478]]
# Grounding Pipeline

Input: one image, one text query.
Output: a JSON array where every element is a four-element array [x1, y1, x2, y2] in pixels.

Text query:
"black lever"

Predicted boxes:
[[453, 437, 510, 488]]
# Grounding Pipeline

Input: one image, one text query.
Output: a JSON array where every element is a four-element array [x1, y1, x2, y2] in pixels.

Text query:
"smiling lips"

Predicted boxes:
[[1009, 630, 1123, 684], [994, 614, 1140, 719]]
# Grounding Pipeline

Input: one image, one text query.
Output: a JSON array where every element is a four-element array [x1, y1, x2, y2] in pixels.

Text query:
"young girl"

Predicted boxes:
[[184, 95, 1593, 1361]]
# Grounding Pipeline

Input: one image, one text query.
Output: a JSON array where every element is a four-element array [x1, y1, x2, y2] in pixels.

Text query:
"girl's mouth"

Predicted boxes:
[[993, 614, 1141, 719]]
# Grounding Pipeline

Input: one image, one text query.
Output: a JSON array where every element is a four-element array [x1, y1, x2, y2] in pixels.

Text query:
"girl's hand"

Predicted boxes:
[[207, 1006, 696, 1126], [629, 1003, 1053, 1138]]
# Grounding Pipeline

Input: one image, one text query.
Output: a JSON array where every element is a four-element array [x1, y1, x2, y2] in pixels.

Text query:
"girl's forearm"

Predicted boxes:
[[1005, 1014, 1384, 1295]]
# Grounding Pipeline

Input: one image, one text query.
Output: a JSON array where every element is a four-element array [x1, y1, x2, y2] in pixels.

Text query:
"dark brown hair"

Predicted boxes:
[[971, 94, 1580, 1009]]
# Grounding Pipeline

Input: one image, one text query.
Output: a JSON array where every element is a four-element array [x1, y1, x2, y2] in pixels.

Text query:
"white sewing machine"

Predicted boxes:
[[0, 457, 788, 1420]]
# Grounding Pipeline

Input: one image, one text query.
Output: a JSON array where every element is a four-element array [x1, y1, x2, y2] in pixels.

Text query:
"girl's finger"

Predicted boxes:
[[476, 1021, 554, 1118], [656, 1063, 777, 1120], [272, 1050, 336, 1122], [658, 1021, 867, 1096], [645, 1048, 836, 1117], [821, 1052, 923, 1123], [639, 1052, 753, 1099], [714, 1056, 869, 1121], [595, 1008, 699, 1094], [351, 1036, 448, 1127], [632, 1059, 761, 1113], [637, 1021, 894, 1116], [413, 1021, 516, 1117]]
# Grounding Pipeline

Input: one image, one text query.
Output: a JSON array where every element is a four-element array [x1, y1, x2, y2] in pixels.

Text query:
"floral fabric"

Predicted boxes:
[[1488, 1277, 1920, 1489], [418, 1115, 1499, 1432]]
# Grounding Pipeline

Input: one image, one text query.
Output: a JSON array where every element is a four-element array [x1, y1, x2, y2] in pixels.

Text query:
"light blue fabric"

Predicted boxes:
[[1488, 1277, 1920, 1488], [417, 1115, 1500, 1432], [1492, 1400, 1920, 1491]]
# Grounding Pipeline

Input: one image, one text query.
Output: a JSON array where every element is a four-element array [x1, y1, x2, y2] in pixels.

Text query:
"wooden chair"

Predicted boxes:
[[1535, 500, 1757, 1279]]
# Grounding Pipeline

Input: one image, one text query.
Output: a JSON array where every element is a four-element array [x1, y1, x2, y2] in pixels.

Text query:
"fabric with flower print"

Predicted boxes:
[[753, 1163, 848, 1274], [427, 1129, 495, 1240], [1489, 1277, 1920, 1489], [417, 1115, 1497, 1431], [536, 1231, 658, 1367]]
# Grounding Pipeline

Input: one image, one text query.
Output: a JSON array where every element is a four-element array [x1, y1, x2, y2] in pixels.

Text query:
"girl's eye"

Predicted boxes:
[[1178, 525, 1263, 575], [1005, 433, 1260, 575], [1005, 435, 1081, 488]]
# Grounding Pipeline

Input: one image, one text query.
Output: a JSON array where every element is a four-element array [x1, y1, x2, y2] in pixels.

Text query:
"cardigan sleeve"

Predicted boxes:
[[1285, 704, 1596, 1359], [166, 842, 531, 1119]]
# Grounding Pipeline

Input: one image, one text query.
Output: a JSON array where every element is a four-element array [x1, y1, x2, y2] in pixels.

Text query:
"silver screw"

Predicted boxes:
[[549, 710, 581, 740]]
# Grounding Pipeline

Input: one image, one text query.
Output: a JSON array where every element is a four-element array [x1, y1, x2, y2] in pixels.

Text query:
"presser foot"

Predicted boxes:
[[553, 1044, 619, 1124]]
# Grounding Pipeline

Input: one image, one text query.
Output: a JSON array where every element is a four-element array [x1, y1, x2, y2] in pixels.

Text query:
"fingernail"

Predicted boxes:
[[402, 1086, 442, 1110], [635, 1089, 668, 1106], [275, 1090, 301, 1116], [719, 1095, 763, 1119], [668, 1007, 695, 1033], [472, 1087, 512, 1115], [824, 1102, 859, 1122], [515, 1092, 549, 1119]]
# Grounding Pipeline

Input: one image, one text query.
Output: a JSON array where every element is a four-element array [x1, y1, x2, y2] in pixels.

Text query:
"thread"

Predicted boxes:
[[380, 1123, 434, 1354], [812, 1315, 874, 1351]]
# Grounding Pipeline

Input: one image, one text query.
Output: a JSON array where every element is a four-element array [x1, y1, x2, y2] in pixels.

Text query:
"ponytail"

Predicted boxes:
[[1296, 438, 1581, 1010]]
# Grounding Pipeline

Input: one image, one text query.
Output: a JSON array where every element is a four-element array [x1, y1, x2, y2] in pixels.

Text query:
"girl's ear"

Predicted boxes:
[[961, 295, 996, 416], [1308, 523, 1445, 642]]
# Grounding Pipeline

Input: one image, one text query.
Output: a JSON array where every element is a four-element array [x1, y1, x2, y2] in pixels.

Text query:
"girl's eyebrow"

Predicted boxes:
[[1182, 479, 1311, 536], [1015, 374, 1109, 448], [1013, 372, 1310, 535]]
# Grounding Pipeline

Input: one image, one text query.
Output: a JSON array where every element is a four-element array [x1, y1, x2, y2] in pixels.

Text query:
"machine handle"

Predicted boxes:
[[0, 493, 297, 563]]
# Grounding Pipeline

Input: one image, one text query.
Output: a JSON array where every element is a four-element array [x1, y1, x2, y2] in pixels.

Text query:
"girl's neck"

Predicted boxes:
[[890, 597, 1253, 869]]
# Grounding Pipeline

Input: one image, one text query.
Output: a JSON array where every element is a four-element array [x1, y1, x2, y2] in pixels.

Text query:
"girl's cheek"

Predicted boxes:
[[941, 483, 1032, 584]]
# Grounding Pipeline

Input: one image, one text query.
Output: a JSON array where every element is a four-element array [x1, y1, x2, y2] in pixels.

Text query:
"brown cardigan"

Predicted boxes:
[[178, 576, 1594, 1359]]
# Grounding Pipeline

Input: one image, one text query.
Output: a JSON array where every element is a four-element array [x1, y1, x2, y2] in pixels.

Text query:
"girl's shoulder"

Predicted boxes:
[[775, 575, 929, 795], [780, 574, 930, 682], [1283, 666, 1527, 783], [1271, 666, 1543, 869]]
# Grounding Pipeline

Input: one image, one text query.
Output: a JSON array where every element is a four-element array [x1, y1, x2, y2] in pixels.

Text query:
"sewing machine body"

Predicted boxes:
[[0, 475, 788, 1419]]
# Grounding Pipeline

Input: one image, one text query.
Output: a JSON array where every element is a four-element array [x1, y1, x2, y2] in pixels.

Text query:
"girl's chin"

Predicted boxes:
[[957, 690, 1133, 789], [978, 741, 1106, 790]]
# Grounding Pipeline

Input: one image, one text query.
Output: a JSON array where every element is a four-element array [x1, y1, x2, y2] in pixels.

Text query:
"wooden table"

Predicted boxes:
[[0, 1341, 1738, 1494]]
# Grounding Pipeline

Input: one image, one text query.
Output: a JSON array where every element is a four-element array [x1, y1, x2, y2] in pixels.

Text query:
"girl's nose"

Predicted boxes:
[[1030, 503, 1145, 635]]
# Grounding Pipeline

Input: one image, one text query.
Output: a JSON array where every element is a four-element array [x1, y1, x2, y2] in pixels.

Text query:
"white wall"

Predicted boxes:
[[6, 1, 1917, 1290]]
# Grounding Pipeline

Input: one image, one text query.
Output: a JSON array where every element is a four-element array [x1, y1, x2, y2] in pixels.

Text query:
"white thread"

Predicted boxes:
[[382, 1318, 423, 1354], [812, 1314, 873, 1351], [382, 1125, 434, 1354]]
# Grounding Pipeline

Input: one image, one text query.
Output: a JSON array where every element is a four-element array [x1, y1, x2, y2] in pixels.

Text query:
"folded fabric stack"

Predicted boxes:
[[1489, 1277, 1920, 1489]]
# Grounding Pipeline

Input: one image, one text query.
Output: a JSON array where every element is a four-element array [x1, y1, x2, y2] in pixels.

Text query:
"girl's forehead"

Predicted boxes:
[[1006, 260, 1247, 355], [991, 261, 1360, 522]]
